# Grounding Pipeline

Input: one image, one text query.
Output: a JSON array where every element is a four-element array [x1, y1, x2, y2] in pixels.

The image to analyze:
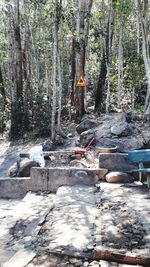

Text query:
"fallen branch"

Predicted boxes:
[[94, 250, 150, 266]]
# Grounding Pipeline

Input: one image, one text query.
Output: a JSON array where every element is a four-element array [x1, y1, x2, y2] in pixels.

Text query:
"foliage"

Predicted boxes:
[[0, 0, 150, 139], [33, 94, 51, 137]]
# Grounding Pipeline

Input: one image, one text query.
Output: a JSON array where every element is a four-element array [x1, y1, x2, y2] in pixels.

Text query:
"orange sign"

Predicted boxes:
[[76, 75, 86, 87]]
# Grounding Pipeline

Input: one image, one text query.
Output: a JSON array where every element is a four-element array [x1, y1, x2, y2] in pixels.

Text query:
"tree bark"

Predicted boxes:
[[0, 65, 6, 105], [14, 0, 23, 101], [10, 0, 24, 139], [51, 0, 58, 141], [95, 3, 114, 112], [73, 0, 93, 120], [138, 0, 150, 113], [117, 7, 123, 108]]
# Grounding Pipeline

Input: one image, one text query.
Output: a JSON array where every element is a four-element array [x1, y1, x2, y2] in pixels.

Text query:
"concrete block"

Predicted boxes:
[[99, 153, 134, 172], [0, 178, 32, 198], [31, 167, 108, 193], [0, 167, 107, 198]]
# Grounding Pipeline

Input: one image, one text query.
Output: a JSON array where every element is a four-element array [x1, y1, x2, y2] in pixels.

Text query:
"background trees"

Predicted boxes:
[[0, 0, 149, 139]]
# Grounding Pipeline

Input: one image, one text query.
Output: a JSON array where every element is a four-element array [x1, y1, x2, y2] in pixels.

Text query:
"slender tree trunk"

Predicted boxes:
[[0, 65, 6, 105], [95, 3, 114, 112], [57, 50, 63, 132], [70, 37, 76, 106], [51, 0, 58, 141], [138, 0, 150, 113], [23, 0, 32, 128], [117, 8, 123, 108], [7, 6, 16, 102], [135, 0, 140, 55], [8, 0, 24, 138], [14, 0, 23, 101], [106, 0, 113, 114]]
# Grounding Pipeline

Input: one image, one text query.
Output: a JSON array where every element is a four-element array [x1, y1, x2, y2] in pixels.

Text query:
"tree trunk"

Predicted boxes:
[[138, 0, 150, 113], [117, 8, 123, 108], [14, 0, 23, 101], [74, 0, 93, 120], [135, 0, 140, 55], [8, 1, 24, 139], [51, 0, 58, 141], [0, 65, 6, 105], [105, 0, 113, 114], [23, 0, 32, 129], [95, 3, 114, 112]]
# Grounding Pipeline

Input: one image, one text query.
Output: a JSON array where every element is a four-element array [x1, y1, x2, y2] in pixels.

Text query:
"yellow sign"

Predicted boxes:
[[76, 75, 86, 87]]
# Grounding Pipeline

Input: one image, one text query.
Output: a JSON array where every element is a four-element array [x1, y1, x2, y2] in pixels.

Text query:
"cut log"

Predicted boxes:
[[94, 250, 150, 266]]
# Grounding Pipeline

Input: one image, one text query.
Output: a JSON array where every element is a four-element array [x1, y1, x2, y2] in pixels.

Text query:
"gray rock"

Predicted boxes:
[[76, 113, 148, 152], [17, 159, 40, 177], [111, 122, 133, 137], [98, 153, 134, 172], [42, 140, 53, 151], [9, 163, 18, 177], [116, 136, 145, 152], [76, 119, 98, 134], [79, 130, 95, 147], [67, 133, 73, 138], [89, 260, 100, 267], [83, 261, 89, 267], [105, 172, 133, 183]]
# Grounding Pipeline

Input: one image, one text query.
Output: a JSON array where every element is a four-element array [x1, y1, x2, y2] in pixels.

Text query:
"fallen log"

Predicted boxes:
[[38, 249, 150, 266], [94, 250, 150, 266]]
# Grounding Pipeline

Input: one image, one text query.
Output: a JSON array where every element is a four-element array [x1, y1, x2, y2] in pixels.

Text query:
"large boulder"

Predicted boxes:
[[78, 129, 95, 147], [93, 113, 127, 139], [9, 163, 18, 177], [17, 159, 40, 177], [42, 140, 53, 151], [76, 113, 149, 153], [111, 122, 134, 137], [76, 119, 98, 134]]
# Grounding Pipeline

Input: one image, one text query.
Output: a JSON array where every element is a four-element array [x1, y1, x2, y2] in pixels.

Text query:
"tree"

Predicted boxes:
[[7, 0, 24, 139], [70, 0, 93, 120], [95, 1, 114, 112], [138, 0, 150, 113]]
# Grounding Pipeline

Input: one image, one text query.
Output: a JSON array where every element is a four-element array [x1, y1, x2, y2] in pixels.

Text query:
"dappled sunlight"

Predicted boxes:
[[0, 192, 55, 264], [97, 183, 150, 257], [38, 185, 97, 252]]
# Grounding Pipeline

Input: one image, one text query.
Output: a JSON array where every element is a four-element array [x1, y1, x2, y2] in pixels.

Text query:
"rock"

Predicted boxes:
[[105, 172, 133, 183], [69, 259, 83, 266], [76, 119, 98, 134], [17, 159, 40, 177], [111, 122, 133, 137], [67, 133, 73, 138], [68, 122, 77, 135], [89, 260, 100, 267], [54, 135, 65, 145], [42, 140, 53, 151], [83, 261, 89, 267], [116, 136, 145, 152], [69, 160, 86, 168], [9, 163, 18, 177], [98, 153, 135, 172], [79, 130, 95, 147], [76, 113, 148, 152]]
